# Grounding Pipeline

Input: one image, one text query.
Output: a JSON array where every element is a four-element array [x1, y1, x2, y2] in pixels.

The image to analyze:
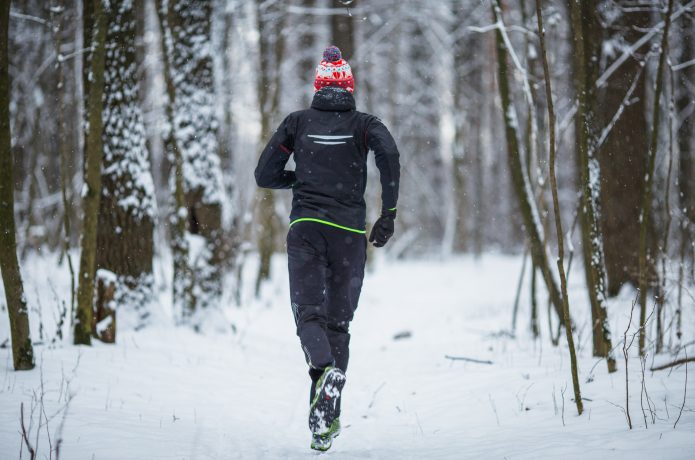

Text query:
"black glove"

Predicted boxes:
[[369, 209, 397, 247]]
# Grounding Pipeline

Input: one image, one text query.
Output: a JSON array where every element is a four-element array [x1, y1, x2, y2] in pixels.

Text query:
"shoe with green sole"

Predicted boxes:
[[310, 418, 341, 451], [309, 367, 346, 439]]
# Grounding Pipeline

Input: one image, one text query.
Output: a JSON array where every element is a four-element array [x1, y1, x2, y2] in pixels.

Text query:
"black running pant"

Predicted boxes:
[[287, 221, 367, 378]]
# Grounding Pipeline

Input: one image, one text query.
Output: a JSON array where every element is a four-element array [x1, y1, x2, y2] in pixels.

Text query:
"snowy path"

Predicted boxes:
[[1, 255, 694, 459]]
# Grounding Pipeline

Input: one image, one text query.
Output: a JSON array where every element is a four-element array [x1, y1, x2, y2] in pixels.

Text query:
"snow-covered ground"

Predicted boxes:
[[1, 253, 694, 459]]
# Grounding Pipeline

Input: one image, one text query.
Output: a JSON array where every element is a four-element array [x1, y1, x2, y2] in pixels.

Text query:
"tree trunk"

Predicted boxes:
[[93, 269, 116, 342], [530, 265, 539, 337], [331, 0, 355, 61], [638, 0, 674, 356], [218, 5, 239, 269], [95, 0, 157, 340], [50, 0, 77, 327], [676, 14, 695, 344], [568, 0, 616, 372], [598, 2, 654, 296], [75, 0, 107, 346], [255, 0, 285, 296], [491, 0, 566, 327], [520, 0, 546, 322], [160, 0, 225, 318], [451, 1, 471, 253], [298, 0, 316, 108], [83, 0, 94, 105], [156, 0, 195, 319], [0, 0, 35, 370], [677, 17, 695, 227], [535, 0, 582, 415]]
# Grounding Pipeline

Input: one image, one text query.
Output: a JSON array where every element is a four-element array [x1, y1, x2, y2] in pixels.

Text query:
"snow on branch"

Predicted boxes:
[[467, 23, 532, 36], [490, 18, 534, 111], [10, 11, 48, 26], [286, 5, 364, 16], [672, 58, 695, 71]]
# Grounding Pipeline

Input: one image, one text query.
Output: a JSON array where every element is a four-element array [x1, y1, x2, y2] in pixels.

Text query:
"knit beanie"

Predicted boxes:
[[314, 46, 354, 93]]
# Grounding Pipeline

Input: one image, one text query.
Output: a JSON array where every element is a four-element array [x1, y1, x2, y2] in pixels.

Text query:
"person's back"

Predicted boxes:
[[255, 78, 399, 235], [255, 45, 400, 452]]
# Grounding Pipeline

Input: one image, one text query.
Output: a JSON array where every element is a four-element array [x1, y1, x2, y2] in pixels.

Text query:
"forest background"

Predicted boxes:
[[0, 0, 694, 458]]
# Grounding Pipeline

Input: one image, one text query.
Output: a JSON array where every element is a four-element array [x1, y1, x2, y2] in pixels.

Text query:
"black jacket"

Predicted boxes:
[[255, 87, 400, 233]]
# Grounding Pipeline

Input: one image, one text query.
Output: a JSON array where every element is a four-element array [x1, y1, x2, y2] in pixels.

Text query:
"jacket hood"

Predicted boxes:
[[311, 87, 356, 112]]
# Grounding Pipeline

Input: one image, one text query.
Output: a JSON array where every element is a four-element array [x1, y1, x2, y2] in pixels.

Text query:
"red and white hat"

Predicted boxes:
[[314, 46, 354, 93]]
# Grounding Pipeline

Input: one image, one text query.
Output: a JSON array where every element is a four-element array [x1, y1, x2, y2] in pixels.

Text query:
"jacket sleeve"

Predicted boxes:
[[366, 117, 400, 212], [255, 115, 297, 189]]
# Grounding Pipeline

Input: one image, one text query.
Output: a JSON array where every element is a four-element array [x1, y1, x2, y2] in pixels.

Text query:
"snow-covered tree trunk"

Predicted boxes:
[[491, 0, 566, 327], [254, 0, 285, 296], [75, 0, 107, 346], [0, 0, 35, 370], [568, 0, 616, 372], [216, 3, 239, 253], [159, 0, 225, 319], [156, 0, 195, 321], [94, 0, 157, 340]]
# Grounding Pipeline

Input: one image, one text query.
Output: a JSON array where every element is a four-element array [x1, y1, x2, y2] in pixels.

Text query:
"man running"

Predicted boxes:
[[255, 45, 400, 451]]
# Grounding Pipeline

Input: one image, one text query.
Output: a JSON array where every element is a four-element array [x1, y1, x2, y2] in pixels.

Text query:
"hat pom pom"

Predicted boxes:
[[323, 46, 342, 62]]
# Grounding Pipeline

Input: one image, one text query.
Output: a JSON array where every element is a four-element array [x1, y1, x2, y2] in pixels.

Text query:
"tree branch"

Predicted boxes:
[[650, 356, 695, 371]]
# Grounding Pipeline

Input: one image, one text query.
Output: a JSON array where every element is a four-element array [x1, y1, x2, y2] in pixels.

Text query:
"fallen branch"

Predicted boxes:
[[650, 356, 695, 372], [445, 355, 493, 365], [368, 382, 386, 410]]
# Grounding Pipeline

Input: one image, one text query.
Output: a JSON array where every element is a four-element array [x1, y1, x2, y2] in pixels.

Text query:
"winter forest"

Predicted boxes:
[[0, 0, 694, 458]]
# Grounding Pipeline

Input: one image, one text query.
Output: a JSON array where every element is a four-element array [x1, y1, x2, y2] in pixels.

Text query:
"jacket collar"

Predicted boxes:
[[311, 87, 356, 112]]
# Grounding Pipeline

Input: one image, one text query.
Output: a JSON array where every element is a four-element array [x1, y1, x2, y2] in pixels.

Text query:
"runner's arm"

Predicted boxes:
[[255, 115, 297, 189], [367, 118, 400, 212]]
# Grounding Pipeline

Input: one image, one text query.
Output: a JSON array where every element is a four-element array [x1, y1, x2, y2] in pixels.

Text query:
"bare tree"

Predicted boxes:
[[331, 0, 355, 60], [49, 0, 77, 324], [215, 1, 240, 276], [254, 0, 285, 296], [450, 1, 472, 253], [385, 1, 446, 256], [676, 12, 695, 344], [536, 0, 582, 414], [74, 0, 108, 346], [491, 0, 567, 327], [638, 0, 675, 356], [0, 0, 34, 370], [297, 0, 317, 108]]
